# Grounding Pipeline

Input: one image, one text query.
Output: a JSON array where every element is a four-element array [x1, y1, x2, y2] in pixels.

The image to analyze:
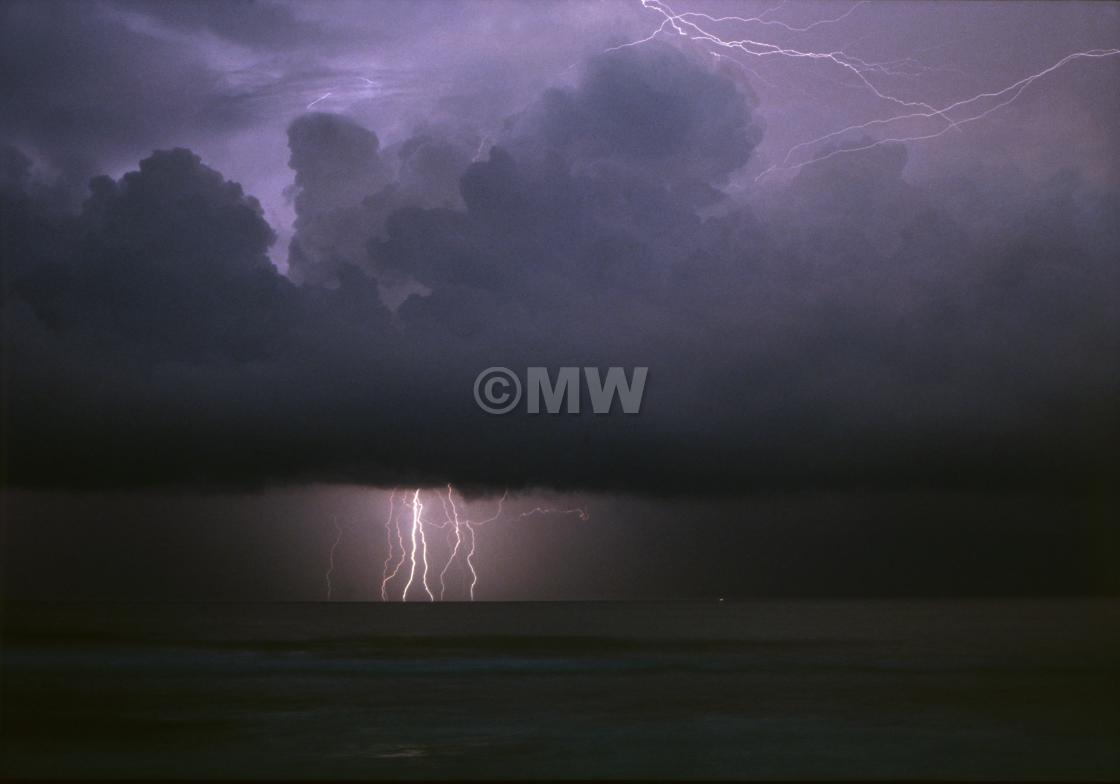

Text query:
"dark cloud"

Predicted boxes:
[[532, 44, 762, 182], [1, 43, 1117, 496], [0, 1, 250, 180], [285, 112, 478, 286], [285, 112, 391, 285], [15, 149, 285, 361]]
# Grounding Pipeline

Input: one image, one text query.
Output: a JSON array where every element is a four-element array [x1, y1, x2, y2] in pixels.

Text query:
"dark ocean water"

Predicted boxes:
[[1, 600, 1118, 780]]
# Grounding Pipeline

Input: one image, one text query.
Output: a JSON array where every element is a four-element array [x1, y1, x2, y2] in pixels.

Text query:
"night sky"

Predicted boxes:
[[1, 0, 1117, 600]]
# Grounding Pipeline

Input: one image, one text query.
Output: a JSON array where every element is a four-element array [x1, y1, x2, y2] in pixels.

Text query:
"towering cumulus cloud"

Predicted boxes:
[[286, 113, 389, 286], [1, 43, 1116, 494], [535, 44, 762, 181]]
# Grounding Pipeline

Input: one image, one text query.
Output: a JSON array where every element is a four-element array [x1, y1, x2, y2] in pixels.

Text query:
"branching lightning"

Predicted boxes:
[[367, 487, 587, 601], [616, 0, 1119, 180], [401, 489, 435, 601], [517, 506, 590, 522], [439, 485, 465, 600], [315, 2, 1112, 605], [379, 488, 404, 601]]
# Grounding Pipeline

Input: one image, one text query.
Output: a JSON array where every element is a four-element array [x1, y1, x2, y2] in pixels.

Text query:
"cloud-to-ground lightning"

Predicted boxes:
[[462, 490, 506, 601], [439, 485, 465, 600], [370, 487, 588, 601], [617, 0, 1119, 179], [401, 489, 435, 601], [325, 516, 344, 600], [379, 488, 404, 601]]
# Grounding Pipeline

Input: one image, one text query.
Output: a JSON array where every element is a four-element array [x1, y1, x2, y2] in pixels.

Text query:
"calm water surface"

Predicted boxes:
[[2, 600, 1118, 779]]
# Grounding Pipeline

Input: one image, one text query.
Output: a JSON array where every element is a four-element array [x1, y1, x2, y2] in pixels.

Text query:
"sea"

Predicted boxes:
[[2, 600, 1118, 780]]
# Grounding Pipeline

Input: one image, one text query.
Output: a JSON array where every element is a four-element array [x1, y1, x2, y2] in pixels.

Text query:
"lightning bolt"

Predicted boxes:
[[615, 0, 1119, 180], [439, 485, 465, 600], [379, 488, 404, 601], [368, 487, 588, 601], [306, 91, 333, 110], [758, 48, 1120, 180], [401, 489, 435, 601], [325, 516, 343, 601], [462, 489, 505, 601], [676, 0, 870, 35], [517, 506, 590, 522], [295, 74, 387, 116]]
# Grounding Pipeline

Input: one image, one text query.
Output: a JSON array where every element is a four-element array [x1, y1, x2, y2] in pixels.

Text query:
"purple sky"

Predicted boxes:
[[1, 1, 1117, 599], [5, 1, 1118, 262]]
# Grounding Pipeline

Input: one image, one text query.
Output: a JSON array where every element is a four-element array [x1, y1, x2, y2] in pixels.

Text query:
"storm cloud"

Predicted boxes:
[[2, 29, 1117, 497]]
